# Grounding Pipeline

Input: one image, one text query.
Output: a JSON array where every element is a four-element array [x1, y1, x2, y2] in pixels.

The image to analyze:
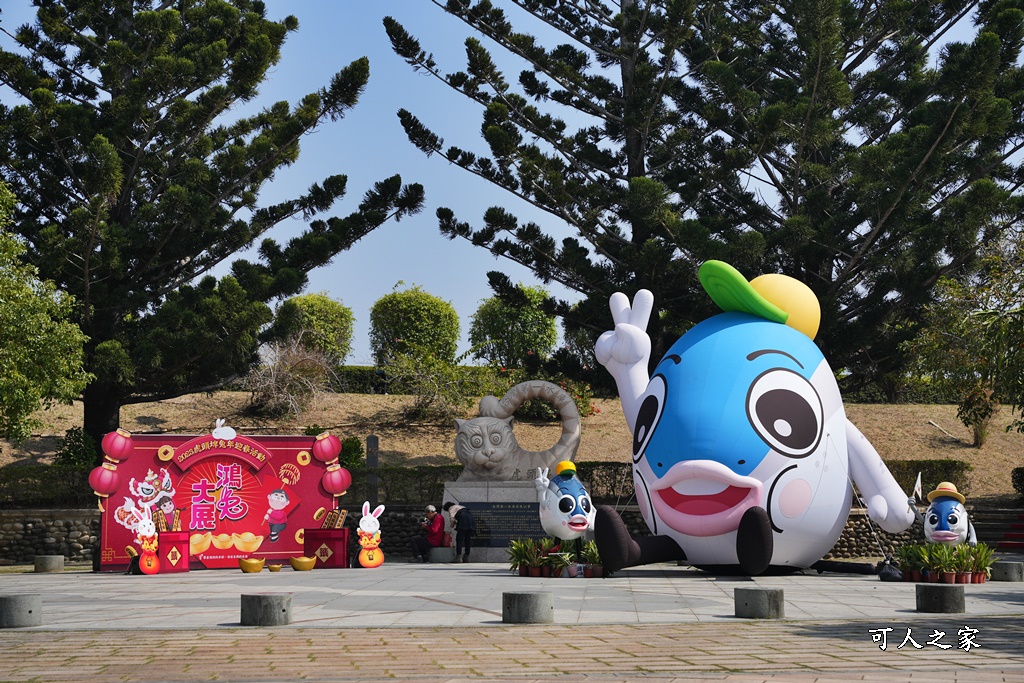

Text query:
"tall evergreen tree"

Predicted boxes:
[[0, 1, 424, 446], [385, 0, 1024, 393]]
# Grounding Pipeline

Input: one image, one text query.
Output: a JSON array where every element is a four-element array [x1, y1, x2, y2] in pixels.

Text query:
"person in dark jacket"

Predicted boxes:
[[443, 501, 476, 563]]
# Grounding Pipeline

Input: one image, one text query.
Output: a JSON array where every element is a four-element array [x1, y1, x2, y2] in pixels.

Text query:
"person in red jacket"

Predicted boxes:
[[410, 504, 444, 562]]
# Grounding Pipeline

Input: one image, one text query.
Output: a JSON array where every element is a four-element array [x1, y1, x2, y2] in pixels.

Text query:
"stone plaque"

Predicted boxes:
[[472, 502, 546, 548]]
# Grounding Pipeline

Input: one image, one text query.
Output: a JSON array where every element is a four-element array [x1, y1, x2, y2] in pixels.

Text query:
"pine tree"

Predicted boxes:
[[1, 1, 424, 446], [385, 0, 1024, 393]]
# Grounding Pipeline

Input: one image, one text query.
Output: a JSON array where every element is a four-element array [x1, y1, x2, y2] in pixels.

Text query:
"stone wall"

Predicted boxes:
[[0, 506, 925, 565], [0, 509, 99, 564]]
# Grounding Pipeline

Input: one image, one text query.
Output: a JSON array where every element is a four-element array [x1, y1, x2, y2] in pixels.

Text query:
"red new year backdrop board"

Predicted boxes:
[[99, 433, 346, 571]]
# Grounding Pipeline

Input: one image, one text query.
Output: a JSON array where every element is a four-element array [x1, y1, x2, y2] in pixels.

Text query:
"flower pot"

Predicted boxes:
[[940, 571, 956, 584], [583, 567, 593, 578], [974, 573, 986, 583], [518, 566, 529, 577], [565, 565, 578, 578], [592, 565, 604, 578], [925, 571, 939, 583], [909, 569, 922, 582], [528, 566, 541, 577], [957, 572, 972, 584], [541, 565, 551, 577]]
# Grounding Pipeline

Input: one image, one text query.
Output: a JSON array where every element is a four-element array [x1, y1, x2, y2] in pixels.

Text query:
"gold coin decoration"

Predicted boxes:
[[313, 507, 327, 521], [295, 529, 305, 544], [296, 450, 311, 466], [157, 445, 175, 461]]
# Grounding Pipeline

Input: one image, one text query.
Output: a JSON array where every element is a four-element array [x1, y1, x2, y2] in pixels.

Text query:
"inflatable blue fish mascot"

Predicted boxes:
[[594, 260, 914, 575], [535, 461, 596, 540], [910, 482, 977, 546]]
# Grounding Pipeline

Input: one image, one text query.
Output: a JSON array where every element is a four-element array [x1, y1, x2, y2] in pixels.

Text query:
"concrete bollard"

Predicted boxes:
[[502, 591, 553, 624], [734, 587, 785, 619], [33, 556, 64, 573], [915, 584, 965, 613], [990, 561, 1024, 582], [428, 546, 455, 563], [240, 594, 292, 626], [0, 594, 42, 628]]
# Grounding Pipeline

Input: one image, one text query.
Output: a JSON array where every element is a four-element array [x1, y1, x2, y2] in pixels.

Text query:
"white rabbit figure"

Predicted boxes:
[[359, 500, 385, 535], [132, 504, 156, 542], [211, 418, 236, 440]]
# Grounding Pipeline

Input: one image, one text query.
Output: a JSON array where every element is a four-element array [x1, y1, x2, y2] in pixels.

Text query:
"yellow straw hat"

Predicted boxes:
[[926, 481, 965, 504]]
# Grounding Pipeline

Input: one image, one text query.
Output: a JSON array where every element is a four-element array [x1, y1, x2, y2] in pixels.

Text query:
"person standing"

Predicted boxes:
[[410, 504, 444, 562], [443, 501, 476, 563]]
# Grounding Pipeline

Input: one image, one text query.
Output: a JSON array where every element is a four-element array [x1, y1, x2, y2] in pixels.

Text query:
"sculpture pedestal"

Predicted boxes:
[[444, 481, 546, 563]]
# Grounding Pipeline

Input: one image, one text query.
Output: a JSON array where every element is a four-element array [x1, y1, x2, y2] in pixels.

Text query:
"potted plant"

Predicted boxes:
[[970, 543, 994, 583], [537, 537, 560, 577], [952, 545, 973, 584], [548, 552, 576, 577], [929, 543, 957, 583], [507, 538, 533, 576], [894, 544, 922, 582], [581, 540, 602, 577]]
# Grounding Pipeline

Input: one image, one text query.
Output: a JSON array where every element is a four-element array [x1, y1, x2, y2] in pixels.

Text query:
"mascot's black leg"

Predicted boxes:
[[595, 505, 685, 572], [736, 506, 773, 576]]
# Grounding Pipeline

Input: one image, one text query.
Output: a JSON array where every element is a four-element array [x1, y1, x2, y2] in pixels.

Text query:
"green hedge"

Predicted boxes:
[[840, 376, 963, 404], [0, 459, 973, 509], [0, 464, 94, 509], [884, 460, 973, 499]]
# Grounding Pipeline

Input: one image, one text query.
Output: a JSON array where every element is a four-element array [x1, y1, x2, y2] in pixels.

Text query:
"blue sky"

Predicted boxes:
[[0, 1, 583, 365]]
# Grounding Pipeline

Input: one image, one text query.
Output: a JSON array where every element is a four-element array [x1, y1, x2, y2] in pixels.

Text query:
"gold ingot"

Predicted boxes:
[[232, 532, 264, 553], [189, 532, 212, 556], [290, 556, 316, 571], [211, 533, 234, 550], [238, 557, 265, 573]]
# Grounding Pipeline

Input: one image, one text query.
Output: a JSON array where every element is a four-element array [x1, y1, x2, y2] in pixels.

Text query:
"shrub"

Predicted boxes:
[[884, 460, 973, 499], [0, 464, 93, 508], [370, 285, 459, 365], [54, 426, 98, 469], [1012, 467, 1024, 497]]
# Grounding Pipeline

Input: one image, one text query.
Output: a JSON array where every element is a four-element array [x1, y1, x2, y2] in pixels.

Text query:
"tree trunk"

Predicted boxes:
[[83, 382, 122, 464]]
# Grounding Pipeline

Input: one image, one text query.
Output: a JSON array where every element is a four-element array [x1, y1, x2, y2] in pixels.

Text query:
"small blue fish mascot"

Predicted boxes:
[[535, 461, 596, 540], [909, 482, 977, 546]]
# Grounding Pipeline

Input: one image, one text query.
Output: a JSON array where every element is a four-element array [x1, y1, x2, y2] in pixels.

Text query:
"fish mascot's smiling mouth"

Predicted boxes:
[[566, 515, 591, 533], [649, 460, 762, 537]]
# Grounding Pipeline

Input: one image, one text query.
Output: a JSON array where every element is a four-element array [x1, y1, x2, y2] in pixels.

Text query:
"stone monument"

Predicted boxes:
[[445, 380, 581, 562]]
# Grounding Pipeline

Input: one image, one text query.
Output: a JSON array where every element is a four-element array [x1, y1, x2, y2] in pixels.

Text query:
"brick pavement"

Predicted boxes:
[[1, 617, 1023, 682]]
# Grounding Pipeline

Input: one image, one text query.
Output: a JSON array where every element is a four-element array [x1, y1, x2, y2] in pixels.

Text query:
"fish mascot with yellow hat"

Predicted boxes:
[[594, 260, 915, 575], [909, 482, 977, 546]]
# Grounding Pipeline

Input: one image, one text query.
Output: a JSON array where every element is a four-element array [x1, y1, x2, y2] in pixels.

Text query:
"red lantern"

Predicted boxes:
[[101, 428, 134, 462], [321, 464, 352, 497], [88, 463, 120, 505], [311, 432, 342, 463]]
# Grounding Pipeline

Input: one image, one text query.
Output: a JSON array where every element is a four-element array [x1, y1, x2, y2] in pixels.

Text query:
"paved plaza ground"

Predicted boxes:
[[1, 559, 1023, 682]]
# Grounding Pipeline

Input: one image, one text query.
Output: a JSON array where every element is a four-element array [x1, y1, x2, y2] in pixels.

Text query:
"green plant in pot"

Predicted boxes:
[[952, 545, 973, 583], [894, 544, 923, 581], [581, 540, 602, 577], [970, 543, 994, 583], [548, 552, 576, 577], [929, 543, 957, 583], [506, 538, 535, 576]]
